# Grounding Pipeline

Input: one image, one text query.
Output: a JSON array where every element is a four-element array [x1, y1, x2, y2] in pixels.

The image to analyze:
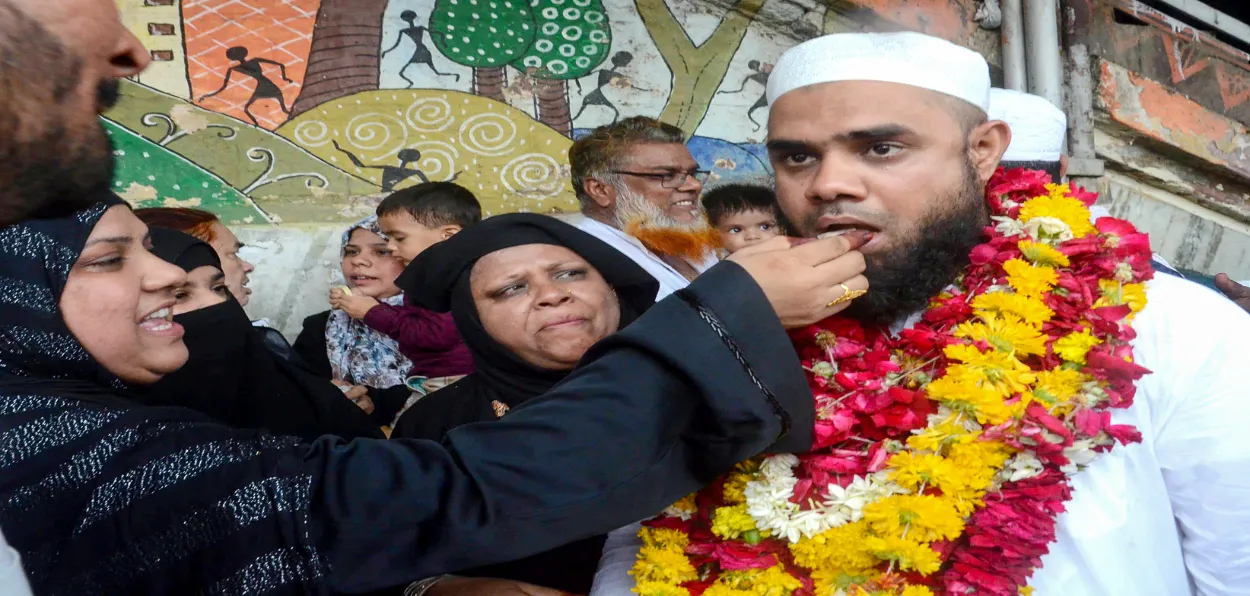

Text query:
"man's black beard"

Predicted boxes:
[[842, 164, 989, 325], [0, 2, 116, 225], [98, 79, 121, 111], [17, 121, 116, 220]]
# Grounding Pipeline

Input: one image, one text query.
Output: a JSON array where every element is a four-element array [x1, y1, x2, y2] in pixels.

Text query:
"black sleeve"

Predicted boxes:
[[306, 261, 813, 592], [10, 263, 809, 594], [292, 311, 333, 379], [365, 384, 411, 426], [271, 362, 386, 441], [256, 327, 296, 362], [389, 382, 494, 441]]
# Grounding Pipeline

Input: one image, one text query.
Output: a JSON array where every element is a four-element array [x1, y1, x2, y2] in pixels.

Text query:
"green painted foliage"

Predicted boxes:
[[104, 120, 268, 225], [513, 0, 612, 79], [430, 0, 536, 68]]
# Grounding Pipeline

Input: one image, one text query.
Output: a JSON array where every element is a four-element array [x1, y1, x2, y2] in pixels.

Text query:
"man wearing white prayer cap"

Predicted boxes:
[[760, 30, 1250, 596], [590, 31, 1250, 596], [765, 31, 1010, 323], [989, 88, 1250, 313], [989, 87, 1068, 180], [990, 89, 1184, 279]]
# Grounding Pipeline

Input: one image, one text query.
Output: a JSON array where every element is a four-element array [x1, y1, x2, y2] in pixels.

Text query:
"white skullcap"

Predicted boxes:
[[766, 32, 991, 111], [989, 88, 1067, 162]]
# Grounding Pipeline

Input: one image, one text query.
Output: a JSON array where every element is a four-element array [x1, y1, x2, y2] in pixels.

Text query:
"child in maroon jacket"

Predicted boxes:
[[330, 182, 479, 394]]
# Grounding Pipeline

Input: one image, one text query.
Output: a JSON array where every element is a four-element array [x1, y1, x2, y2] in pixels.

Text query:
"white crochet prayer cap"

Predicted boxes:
[[766, 31, 991, 111], [990, 88, 1067, 162]]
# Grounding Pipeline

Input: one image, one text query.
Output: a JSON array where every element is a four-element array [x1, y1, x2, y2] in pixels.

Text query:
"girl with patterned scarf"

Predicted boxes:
[[295, 215, 419, 428]]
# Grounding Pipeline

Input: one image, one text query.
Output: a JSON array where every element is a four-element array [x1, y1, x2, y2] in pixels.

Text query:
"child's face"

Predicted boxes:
[[377, 212, 458, 265], [716, 209, 781, 254]]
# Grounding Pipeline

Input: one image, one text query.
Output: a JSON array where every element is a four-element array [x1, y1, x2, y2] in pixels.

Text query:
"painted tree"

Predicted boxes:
[[430, 0, 536, 101], [636, 0, 766, 137], [512, 0, 613, 136], [292, 0, 391, 117]]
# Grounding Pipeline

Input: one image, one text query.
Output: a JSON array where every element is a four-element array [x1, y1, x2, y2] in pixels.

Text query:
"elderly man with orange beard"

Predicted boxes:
[[562, 117, 721, 299]]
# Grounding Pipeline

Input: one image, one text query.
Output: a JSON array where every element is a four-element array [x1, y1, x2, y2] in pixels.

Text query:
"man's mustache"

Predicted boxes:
[[97, 79, 120, 111]]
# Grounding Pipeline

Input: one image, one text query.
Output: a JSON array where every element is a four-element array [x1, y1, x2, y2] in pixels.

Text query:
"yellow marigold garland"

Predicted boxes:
[[633, 171, 1153, 596]]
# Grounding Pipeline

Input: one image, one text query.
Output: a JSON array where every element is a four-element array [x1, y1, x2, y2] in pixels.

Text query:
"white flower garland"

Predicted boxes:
[[743, 454, 905, 543]]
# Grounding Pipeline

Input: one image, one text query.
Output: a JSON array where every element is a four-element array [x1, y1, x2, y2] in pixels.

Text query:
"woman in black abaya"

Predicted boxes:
[[0, 196, 815, 595], [140, 227, 384, 440], [390, 213, 659, 594]]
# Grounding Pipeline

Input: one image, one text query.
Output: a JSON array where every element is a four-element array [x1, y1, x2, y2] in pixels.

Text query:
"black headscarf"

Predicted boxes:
[[140, 227, 385, 441], [0, 200, 330, 592], [0, 194, 125, 394], [396, 213, 659, 410], [392, 213, 660, 593], [147, 226, 221, 272]]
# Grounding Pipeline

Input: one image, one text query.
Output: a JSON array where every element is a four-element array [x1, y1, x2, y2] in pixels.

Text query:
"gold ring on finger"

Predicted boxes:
[[827, 283, 867, 308]]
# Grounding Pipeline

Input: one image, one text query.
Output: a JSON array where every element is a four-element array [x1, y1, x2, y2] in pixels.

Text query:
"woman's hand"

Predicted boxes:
[[332, 380, 375, 414], [728, 232, 870, 328], [329, 288, 380, 320], [426, 577, 568, 596]]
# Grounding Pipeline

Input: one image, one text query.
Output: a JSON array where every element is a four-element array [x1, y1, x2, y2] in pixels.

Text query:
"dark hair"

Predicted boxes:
[[1000, 160, 1061, 181], [376, 182, 482, 229], [701, 183, 781, 226], [134, 207, 222, 242]]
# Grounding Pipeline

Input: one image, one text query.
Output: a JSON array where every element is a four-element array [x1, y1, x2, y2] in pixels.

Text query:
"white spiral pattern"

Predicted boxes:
[[293, 120, 332, 147], [501, 153, 563, 198], [405, 97, 456, 133], [345, 113, 408, 156], [411, 141, 460, 179], [458, 112, 517, 157]]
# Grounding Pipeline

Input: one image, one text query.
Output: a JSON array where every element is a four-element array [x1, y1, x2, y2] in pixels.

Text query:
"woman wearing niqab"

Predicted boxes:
[[140, 227, 385, 440], [0, 196, 812, 594]]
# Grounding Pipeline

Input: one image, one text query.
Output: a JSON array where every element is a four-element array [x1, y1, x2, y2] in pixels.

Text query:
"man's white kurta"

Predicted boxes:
[[591, 273, 1250, 595]]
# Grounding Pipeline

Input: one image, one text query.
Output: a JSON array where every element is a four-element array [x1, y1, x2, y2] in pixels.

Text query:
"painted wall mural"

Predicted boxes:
[[107, 0, 1004, 225]]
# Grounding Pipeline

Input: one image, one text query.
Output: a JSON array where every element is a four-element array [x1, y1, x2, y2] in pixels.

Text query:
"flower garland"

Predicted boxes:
[[632, 168, 1154, 596]]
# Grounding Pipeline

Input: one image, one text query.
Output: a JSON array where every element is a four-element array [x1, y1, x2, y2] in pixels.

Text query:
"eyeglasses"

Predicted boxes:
[[610, 169, 709, 189]]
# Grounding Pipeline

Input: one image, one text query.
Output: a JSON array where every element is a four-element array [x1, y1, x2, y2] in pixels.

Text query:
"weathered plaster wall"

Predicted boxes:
[[1067, 0, 1250, 282], [106, 0, 1250, 334]]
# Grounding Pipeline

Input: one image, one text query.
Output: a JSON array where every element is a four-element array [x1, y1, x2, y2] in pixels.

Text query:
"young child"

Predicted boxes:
[[330, 182, 481, 397], [701, 183, 785, 254]]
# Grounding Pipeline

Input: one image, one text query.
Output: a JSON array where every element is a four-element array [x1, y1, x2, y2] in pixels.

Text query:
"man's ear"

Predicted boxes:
[[441, 225, 463, 239], [582, 177, 617, 209], [969, 119, 1012, 183]]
